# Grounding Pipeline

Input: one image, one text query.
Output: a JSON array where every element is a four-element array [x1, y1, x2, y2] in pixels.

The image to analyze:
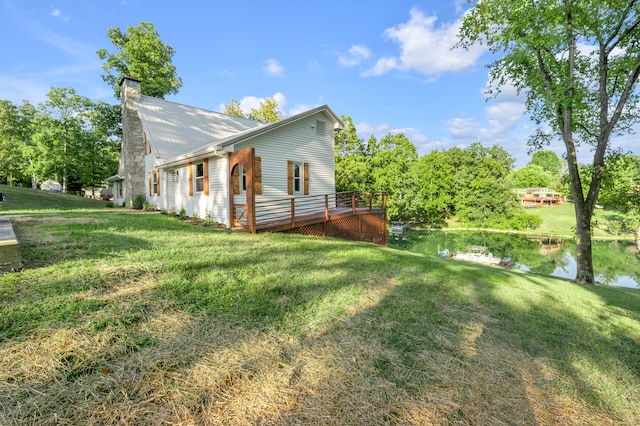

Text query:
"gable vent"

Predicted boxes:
[[316, 120, 326, 135]]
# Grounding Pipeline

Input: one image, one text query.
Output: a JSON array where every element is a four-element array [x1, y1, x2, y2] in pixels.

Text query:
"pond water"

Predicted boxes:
[[389, 230, 640, 289]]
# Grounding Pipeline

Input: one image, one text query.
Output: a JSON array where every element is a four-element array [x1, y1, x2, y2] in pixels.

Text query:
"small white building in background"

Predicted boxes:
[[40, 179, 62, 192], [107, 77, 343, 232]]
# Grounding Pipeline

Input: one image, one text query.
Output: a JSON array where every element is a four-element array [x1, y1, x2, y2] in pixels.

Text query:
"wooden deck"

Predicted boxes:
[[235, 191, 387, 246]]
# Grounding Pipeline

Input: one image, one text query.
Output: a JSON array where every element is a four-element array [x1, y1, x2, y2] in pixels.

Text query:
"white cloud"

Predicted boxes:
[[264, 59, 284, 77], [289, 102, 321, 116], [361, 57, 398, 77], [446, 101, 526, 141], [338, 45, 371, 67], [356, 122, 390, 137], [363, 7, 486, 77], [50, 8, 69, 21], [484, 102, 526, 137], [445, 116, 482, 139], [308, 59, 323, 74]]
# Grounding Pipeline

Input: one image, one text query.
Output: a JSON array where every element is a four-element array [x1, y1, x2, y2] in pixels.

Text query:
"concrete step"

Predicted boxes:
[[0, 217, 21, 272]]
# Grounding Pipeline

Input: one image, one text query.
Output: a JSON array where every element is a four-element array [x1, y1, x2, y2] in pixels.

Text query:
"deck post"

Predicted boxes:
[[383, 193, 387, 247], [324, 194, 329, 220], [290, 198, 296, 228], [351, 191, 356, 214]]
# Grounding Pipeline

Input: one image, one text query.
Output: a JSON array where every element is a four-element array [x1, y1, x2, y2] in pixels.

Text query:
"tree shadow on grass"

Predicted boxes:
[[2, 223, 639, 424], [471, 270, 640, 423]]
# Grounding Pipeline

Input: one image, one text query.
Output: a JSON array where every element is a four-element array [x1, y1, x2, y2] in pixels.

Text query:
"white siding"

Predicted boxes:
[[144, 153, 159, 208], [139, 110, 335, 228], [160, 155, 230, 226], [234, 111, 336, 201]]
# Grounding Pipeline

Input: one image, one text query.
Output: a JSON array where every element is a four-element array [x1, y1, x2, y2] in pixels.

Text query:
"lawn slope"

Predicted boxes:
[[0, 200, 638, 424], [0, 184, 110, 214]]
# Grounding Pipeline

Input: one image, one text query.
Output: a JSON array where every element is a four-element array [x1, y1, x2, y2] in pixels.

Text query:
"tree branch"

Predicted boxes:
[[604, 0, 640, 53]]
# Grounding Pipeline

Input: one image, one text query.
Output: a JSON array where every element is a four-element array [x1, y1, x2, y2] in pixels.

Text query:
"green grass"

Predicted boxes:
[[444, 201, 636, 238], [0, 183, 111, 214], [530, 202, 633, 237], [0, 187, 639, 424]]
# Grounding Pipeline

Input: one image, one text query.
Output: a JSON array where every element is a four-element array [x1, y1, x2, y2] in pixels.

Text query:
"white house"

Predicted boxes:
[[108, 77, 343, 232]]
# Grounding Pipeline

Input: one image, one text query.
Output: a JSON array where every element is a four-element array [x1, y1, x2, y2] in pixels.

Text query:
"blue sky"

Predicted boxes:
[[1, 0, 637, 167]]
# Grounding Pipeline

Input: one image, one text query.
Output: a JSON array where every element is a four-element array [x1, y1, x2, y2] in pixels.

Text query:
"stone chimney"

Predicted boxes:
[[119, 77, 146, 208]]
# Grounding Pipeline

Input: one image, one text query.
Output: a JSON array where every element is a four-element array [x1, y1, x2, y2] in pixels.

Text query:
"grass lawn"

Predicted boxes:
[[1, 187, 639, 424], [530, 202, 634, 238], [0, 184, 111, 214], [444, 201, 636, 239]]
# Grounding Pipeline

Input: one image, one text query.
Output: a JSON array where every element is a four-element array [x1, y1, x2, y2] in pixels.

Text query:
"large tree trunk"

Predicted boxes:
[[564, 132, 597, 286], [573, 196, 596, 285]]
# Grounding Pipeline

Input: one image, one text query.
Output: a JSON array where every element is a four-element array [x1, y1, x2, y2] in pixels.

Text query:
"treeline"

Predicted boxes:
[[336, 115, 640, 229], [0, 88, 121, 193]]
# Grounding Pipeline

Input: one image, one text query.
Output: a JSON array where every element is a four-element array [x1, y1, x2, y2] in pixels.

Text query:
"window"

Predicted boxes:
[[293, 163, 302, 193], [195, 162, 204, 192], [287, 160, 309, 195], [240, 165, 247, 192], [316, 120, 326, 135], [190, 159, 209, 195], [152, 170, 158, 195]]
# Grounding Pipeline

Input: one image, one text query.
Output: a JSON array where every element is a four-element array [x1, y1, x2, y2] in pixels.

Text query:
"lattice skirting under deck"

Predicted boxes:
[[281, 212, 386, 246]]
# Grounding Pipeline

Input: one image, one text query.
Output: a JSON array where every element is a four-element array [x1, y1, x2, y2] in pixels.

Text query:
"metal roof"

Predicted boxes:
[[135, 95, 264, 160], [133, 95, 343, 167]]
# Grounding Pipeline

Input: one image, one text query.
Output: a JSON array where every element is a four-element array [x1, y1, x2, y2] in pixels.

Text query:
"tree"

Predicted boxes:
[[369, 133, 419, 221], [77, 102, 121, 192], [0, 100, 26, 185], [530, 150, 562, 176], [414, 150, 456, 223], [597, 154, 640, 210], [458, 0, 640, 285], [248, 97, 282, 123], [334, 116, 371, 192], [18, 101, 38, 188], [511, 164, 553, 189], [97, 22, 182, 99], [453, 143, 520, 228], [224, 99, 245, 118], [34, 88, 93, 192], [223, 97, 283, 123]]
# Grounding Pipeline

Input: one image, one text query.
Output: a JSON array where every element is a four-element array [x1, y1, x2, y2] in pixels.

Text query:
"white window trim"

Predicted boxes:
[[293, 162, 303, 194], [239, 165, 247, 193], [195, 162, 205, 193], [152, 170, 158, 195]]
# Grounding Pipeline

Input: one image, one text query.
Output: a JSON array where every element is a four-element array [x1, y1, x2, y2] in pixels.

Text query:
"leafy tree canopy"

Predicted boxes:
[[458, 0, 640, 285], [223, 97, 282, 123], [511, 164, 553, 189], [529, 150, 562, 176], [97, 21, 182, 99]]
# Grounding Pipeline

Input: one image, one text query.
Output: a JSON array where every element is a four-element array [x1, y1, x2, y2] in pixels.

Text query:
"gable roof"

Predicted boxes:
[[133, 95, 343, 167], [135, 95, 264, 160]]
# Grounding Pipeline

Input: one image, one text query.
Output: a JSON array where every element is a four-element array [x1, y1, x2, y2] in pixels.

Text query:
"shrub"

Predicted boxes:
[[132, 195, 146, 210], [143, 201, 156, 212]]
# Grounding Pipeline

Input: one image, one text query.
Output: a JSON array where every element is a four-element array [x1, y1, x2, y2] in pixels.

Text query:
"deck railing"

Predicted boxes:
[[253, 191, 386, 229]]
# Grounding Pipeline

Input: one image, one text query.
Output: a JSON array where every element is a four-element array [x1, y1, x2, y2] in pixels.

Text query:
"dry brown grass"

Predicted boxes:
[[1, 272, 630, 426]]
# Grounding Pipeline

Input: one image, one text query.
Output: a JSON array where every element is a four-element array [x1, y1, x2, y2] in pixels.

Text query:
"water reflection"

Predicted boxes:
[[389, 230, 640, 289]]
